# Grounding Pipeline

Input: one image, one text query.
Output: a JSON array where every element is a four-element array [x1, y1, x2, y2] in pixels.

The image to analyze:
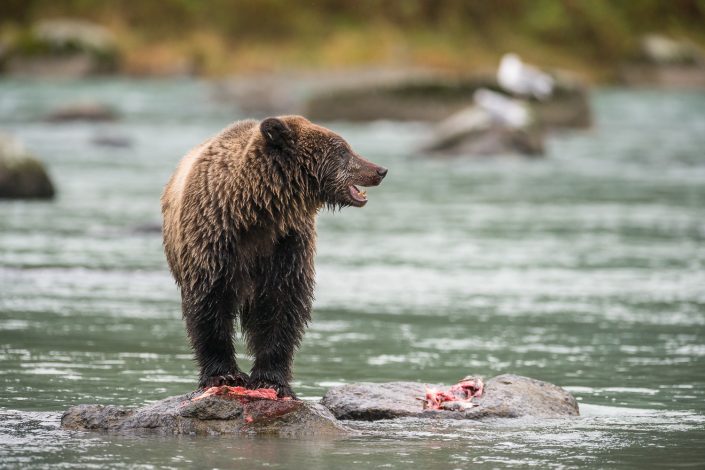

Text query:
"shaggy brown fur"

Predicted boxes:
[[161, 115, 387, 397]]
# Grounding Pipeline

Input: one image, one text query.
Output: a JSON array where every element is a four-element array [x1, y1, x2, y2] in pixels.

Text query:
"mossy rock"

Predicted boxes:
[[0, 136, 55, 200]]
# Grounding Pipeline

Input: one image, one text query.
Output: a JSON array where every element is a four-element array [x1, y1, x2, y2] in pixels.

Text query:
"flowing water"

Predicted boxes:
[[0, 79, 704, 468]]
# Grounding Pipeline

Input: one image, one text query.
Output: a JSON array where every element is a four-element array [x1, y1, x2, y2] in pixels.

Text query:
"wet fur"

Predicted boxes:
[[161, 115, 385, 396]]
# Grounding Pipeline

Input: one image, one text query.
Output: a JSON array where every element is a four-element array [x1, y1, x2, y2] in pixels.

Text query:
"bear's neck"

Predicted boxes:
[[234, 147, 320, 235]]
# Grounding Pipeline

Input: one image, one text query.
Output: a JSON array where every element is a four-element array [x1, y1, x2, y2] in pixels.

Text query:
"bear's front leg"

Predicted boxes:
[[181, 278, 249, 389], [242, 230, 315, 399]]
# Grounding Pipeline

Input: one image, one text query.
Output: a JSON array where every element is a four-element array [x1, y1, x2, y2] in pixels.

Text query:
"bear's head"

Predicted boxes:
[[259, 115, 387, 208]]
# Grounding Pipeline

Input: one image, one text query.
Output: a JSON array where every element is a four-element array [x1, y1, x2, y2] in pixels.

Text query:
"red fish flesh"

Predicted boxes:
[[422, 376, 484, 411]]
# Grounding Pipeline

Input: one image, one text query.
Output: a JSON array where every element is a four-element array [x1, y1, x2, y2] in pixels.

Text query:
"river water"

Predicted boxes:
[[0, 79, 704, 468]]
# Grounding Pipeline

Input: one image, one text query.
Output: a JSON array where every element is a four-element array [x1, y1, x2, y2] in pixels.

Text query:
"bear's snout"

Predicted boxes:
[[352, 154, 387, 187]]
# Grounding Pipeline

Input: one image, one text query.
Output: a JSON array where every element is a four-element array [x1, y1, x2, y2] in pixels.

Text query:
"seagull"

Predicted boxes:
[[473, 88, 529, 128], [497, 53, 554, 99]]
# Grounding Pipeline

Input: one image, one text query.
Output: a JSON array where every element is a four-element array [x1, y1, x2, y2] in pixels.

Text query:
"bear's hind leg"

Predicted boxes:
[[182, 279, 249, 389]]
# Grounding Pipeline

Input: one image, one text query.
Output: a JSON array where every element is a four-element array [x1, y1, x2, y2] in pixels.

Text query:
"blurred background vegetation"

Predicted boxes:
[[2, 0, 705, 80]]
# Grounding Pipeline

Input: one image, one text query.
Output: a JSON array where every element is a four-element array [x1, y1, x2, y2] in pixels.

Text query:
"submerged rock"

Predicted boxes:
[[130, 221, 162, 234], [44, 102, 118, 123], [91, 133, 132, 148], [321, 374, 579, 421], [0, 134, 55, 199], [61, 390, 349, 437]]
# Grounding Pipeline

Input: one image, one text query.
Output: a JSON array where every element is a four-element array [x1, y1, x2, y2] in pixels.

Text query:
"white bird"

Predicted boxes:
[[497, 53, 554, 100], [473, 88, 529, 128]]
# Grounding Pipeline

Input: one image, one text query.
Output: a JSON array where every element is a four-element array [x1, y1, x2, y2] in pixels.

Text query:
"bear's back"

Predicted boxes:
[[161, 119, 258, 281]]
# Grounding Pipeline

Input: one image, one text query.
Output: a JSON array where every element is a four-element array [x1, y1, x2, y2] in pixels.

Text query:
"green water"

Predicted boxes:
[[1, 79, 704, 468]]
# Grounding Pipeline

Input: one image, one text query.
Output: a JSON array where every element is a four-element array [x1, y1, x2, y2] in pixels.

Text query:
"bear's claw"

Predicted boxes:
[[201, 372, 250, 389]]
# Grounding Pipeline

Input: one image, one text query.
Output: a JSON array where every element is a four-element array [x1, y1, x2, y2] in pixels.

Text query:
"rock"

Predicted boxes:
[[620, 35, 705, 89], [321, 374, 579, 421], [45, 103, 118, 123], [0, 134, 55, 200], [91, 133, 132, 147], [214, 67, 439, 117], [305, 74, 494, 123], [130, 222, 162, 234], [304, 72, 591, 129], [524, 71, 592, 129], [61, 392, 349, 437], [421, 95, 544, 157], [2, 19, 119, 78]]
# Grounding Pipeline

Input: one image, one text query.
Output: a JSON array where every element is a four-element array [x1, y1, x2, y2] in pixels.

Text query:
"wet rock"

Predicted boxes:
[[91, 133, 132, 148], [130, 222, 162, 234], [0, 134, 55, 200], [321, 374, 579, 421], [2, 19, 119, 78], [526, 72, 592, 129], [45, 103, 118, 123], [421, 92, 544, 157], [61, 392, 349, 437]]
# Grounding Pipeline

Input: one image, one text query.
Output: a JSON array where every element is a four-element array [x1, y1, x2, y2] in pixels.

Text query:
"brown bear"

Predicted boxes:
[[161, 115, 387, 397]]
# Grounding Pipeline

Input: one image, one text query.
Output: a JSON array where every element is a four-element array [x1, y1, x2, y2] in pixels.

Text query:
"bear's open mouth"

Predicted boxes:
[[348, 185, 368, 206]]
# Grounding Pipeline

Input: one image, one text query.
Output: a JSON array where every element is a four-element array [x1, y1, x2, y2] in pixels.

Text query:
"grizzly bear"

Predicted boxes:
[[161, 115, 387, 397]]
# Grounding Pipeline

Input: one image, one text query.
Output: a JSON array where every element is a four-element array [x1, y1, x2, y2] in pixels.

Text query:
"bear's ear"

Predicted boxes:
[[260, 117, 294, 152]]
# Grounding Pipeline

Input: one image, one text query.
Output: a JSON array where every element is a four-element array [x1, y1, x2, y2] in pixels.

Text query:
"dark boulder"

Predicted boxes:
[[0, 135, 55, 200], [61, 392, 349, 437], [321, 374, 579, 421]]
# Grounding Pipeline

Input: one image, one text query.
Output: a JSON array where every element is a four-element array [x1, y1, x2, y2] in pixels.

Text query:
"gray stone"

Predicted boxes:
[[0, 134, 55, 200], [304, 73, 591, 129], [44, 102, 118, 123], [421, 102, 544, 157], [213, 67, 438, 117], [321, 374, 579, 421], [305, 74, 495, 123], [61, 392, 349, 437], [91, 134, 132, 148]]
